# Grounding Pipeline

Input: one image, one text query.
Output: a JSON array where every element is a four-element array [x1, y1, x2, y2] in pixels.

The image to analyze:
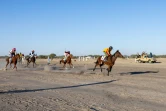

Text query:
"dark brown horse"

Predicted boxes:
[[93, 50, 124, 76], [60, 54, 74, 68], [5, 54, 20, 70], [26, 56, 37, 68]]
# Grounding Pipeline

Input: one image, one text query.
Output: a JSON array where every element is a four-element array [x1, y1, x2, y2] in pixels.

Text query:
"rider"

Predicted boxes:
[[64, 51, 70, 62], [102, 46, 113, 61], [9, 48, 17, 62], [19, 52, 22, 58], [29, 50, 36, 60]]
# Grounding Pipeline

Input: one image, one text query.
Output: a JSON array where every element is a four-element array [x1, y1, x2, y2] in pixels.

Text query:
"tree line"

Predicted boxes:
[[1, 53, 166, 59]]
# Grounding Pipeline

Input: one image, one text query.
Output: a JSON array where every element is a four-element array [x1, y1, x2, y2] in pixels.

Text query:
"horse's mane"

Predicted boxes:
[[112, 50, 119, 57]]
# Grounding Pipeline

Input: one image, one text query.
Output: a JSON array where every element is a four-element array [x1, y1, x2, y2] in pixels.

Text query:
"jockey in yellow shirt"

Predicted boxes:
[[102, 46, 113, 61]]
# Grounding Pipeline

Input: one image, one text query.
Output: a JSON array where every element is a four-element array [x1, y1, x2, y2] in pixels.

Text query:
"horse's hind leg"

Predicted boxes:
[[10, 63, 12, 68], [99, 64, 103, 72], [5, 61, 9, 69], [63, 63, 66, 68], [93, 64, 99, 71]]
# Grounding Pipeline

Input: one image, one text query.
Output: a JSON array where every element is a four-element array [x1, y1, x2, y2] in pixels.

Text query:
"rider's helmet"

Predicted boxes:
[[109, 46, 113, 50], [13, 48, 16, 51], [32, 50, 35, 52]]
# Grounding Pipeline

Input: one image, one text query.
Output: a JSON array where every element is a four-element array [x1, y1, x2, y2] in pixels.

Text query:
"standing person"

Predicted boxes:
[[22, 54, 25, 64]]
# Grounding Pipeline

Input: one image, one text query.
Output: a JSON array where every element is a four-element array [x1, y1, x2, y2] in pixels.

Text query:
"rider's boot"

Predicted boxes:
[[104, 56, 108, 61]]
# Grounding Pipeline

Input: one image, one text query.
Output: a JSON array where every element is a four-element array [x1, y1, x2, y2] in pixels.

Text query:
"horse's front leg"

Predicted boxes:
[[107, 66, 113, 76], [70, 63, 74, 68], [68, 63, 71, 68], [35, 61, 37, 65], [13, 63, 17, 71], [69, 62, 74, 68], [109, 66, 113, 77]]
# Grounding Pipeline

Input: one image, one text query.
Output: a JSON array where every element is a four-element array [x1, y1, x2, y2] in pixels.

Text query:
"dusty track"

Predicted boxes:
[[0, 58, 166, 111]]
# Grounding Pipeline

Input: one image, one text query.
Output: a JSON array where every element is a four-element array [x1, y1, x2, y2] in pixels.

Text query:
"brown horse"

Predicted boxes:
[[5, 54, 20, 70], [26, 56, 37, 68], [93, 50, 124, 76], [60, 54, 74, 68]]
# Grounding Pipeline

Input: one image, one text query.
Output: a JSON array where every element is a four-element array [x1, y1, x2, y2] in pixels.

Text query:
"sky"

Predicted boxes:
[[0, 0, 166, 56]]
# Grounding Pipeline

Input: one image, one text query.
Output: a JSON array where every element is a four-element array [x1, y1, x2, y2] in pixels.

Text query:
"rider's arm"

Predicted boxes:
[[106, 49, 111, 55]]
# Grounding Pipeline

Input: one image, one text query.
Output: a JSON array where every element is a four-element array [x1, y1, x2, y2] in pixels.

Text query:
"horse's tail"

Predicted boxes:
[[94, 56, 102, 64], [6, 57, 9, 61], [60, 60, 63, 64]]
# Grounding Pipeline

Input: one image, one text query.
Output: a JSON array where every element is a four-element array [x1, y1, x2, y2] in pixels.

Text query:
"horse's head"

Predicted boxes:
[[69, 54, 73, 58], [113, 50, 124, 58], [15, 54, 21, 59]]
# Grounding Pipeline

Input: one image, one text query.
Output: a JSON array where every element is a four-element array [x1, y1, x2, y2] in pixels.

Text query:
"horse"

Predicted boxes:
[[26, 56, 37, 68], [60, 54, 74, 68], [18, 57, 22, 64], [5, 54, 20, 70], [93, 50, 124, 76]]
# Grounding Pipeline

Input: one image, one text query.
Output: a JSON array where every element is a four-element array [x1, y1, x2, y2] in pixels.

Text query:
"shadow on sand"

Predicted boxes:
[[155, 62, 162, 63], [120, 71, 159, 75], [0, 80, 117, 94]]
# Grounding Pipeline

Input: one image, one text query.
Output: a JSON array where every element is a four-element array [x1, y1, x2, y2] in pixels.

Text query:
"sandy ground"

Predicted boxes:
[[0, 58, 166, 111]]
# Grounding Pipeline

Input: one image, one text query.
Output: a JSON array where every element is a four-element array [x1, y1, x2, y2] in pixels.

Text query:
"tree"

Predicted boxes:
[[49, 53, 56, 60], [38, 55, 47, 59]]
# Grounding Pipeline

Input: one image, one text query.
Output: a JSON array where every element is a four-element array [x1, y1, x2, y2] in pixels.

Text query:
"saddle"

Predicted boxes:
[[101, 56, 108, 61], [101, 55, 112, 61]]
